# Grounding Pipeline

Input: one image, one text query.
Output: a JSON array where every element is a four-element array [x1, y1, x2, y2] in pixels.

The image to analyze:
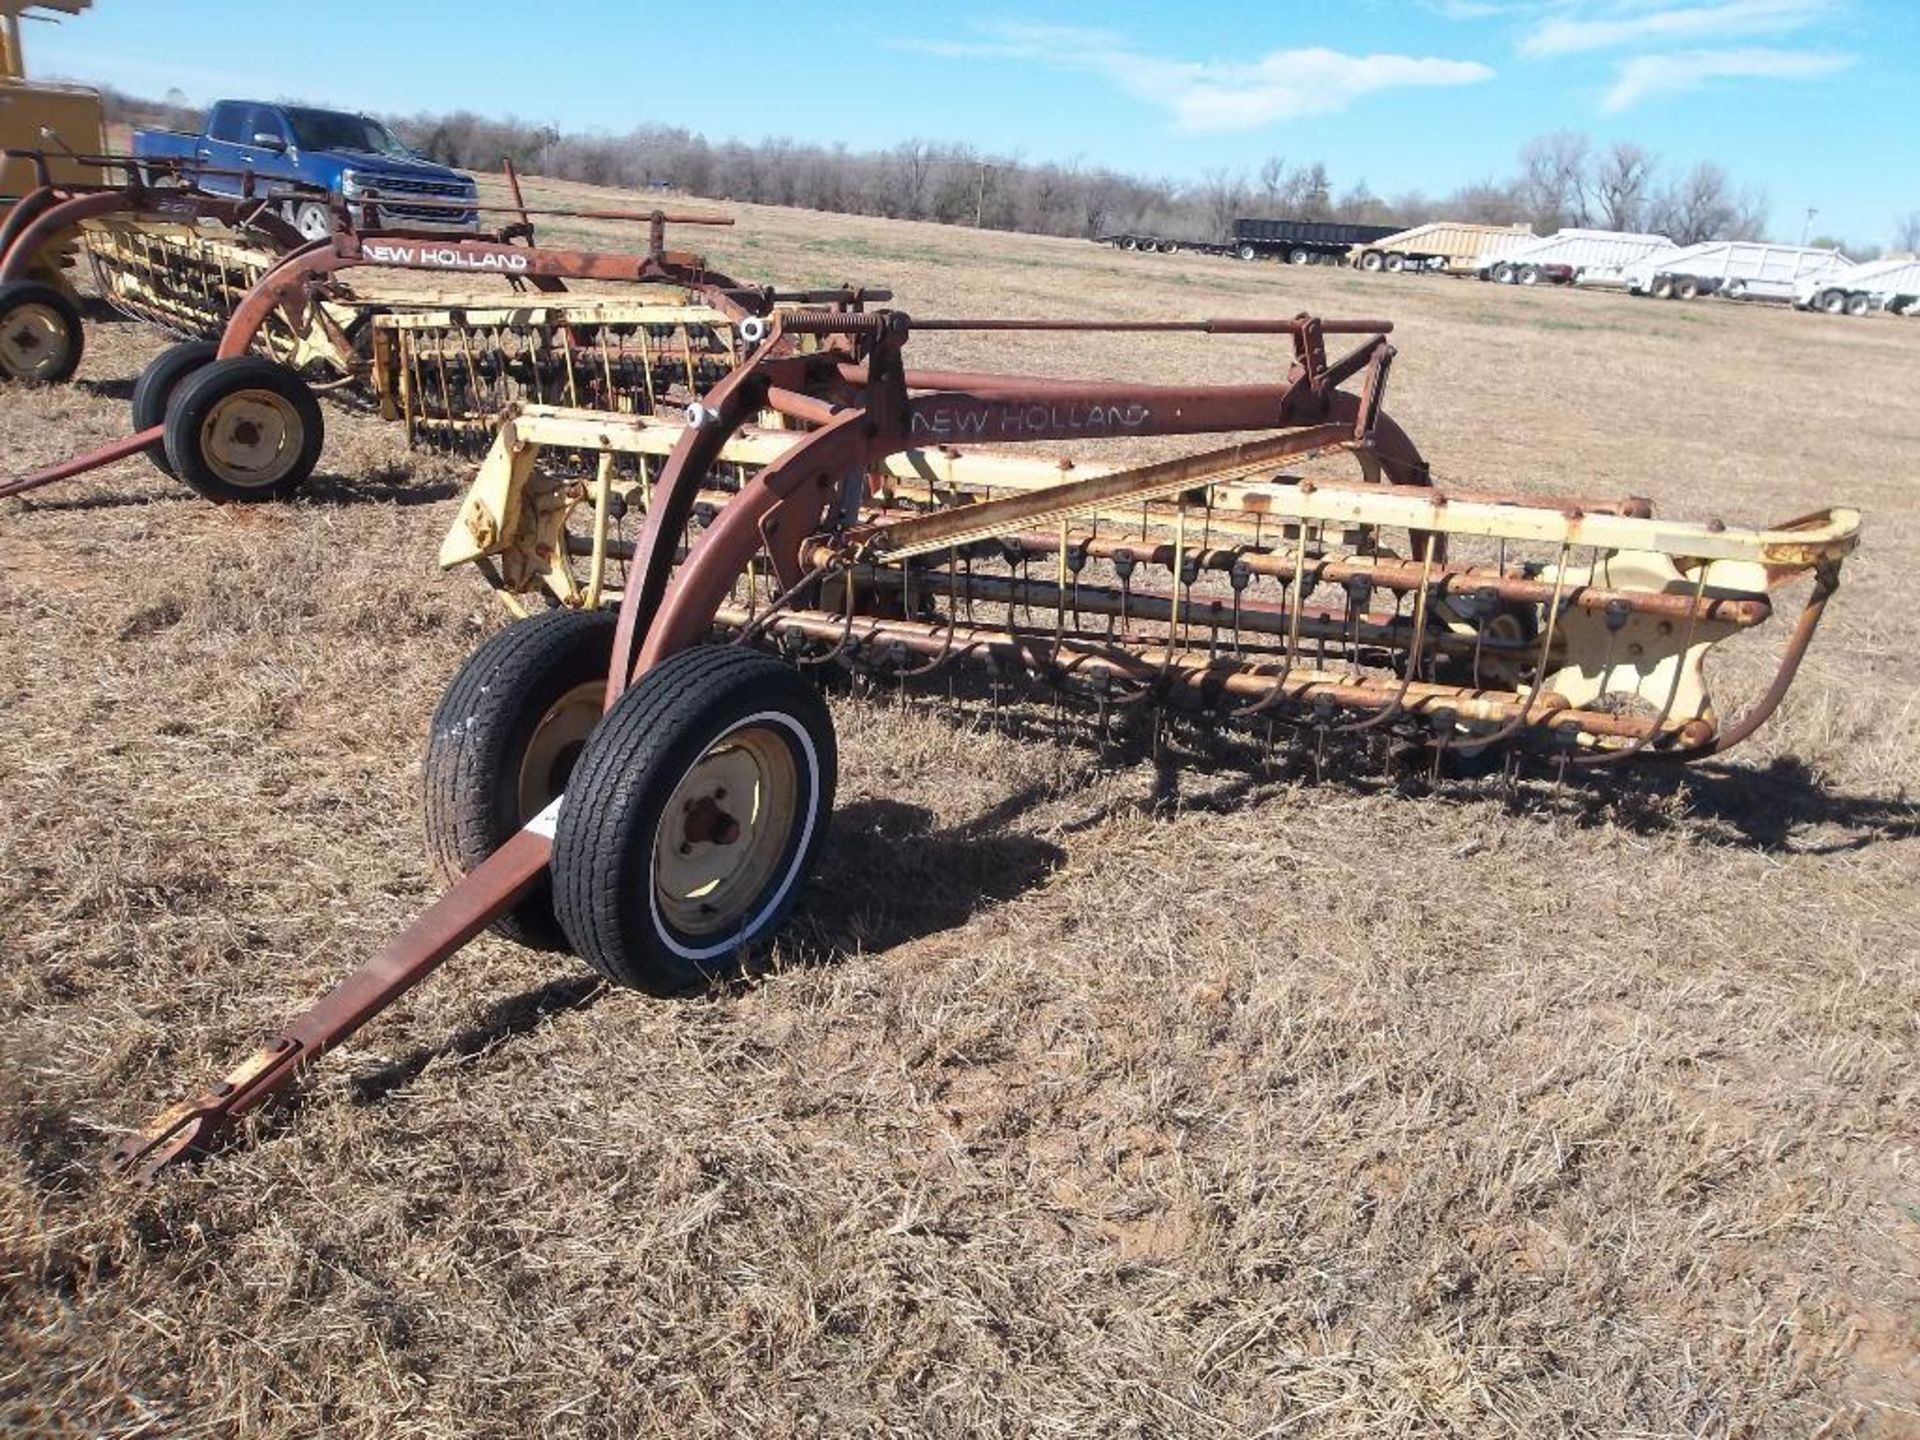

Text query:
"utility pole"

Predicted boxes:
[[1801, 207, 1818, 246]]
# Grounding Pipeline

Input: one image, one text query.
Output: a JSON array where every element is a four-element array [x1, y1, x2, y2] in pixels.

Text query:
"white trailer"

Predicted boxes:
[[1350, 222, 1535, 275], [1476, 229, 1679, 286], [1623, 241, 1851, 302], [1796, 255, 1920, 316]]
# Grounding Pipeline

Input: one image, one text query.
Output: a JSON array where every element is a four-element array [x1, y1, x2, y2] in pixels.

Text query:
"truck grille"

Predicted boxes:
[[370, 174, 477, 228]]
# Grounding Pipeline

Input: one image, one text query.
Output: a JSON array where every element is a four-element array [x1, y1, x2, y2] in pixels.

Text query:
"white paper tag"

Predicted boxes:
[[524, 795, 565, 839]]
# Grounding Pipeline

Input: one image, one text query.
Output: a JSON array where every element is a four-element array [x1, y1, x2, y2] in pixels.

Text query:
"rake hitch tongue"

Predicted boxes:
[[107, 827, 555, 1182]]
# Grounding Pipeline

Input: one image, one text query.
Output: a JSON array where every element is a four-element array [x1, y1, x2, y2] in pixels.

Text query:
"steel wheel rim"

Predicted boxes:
[[0, 301, 72, 380], [297, 205, 331, 241], [651, 724, 799, 940], [198, 388, 303, 487], [516, 680, 603, 822]]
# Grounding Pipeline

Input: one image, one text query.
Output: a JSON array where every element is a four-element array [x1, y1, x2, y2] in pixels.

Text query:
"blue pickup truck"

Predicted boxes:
[[132, 100, 479, 240]]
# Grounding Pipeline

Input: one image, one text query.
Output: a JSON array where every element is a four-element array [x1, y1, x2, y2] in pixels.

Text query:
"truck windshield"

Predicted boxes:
[[283, 107, 409, 158]]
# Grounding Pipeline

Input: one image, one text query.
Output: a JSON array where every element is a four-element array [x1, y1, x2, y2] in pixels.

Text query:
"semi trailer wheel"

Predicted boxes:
[[1675, 277, 1702, 300], [162, 356, 324, 503], [1491, 262, 1516, 285], [131, 341, 219, 476], [1518, 264, 1543, 286], [1845, 293, 1873, 317], [1358, 250, 1384, 272], [1288, 248, 1311, 266], [423, 607, 619, 951], [552, 646, 837, 994], [1236, 243, 1258, 261], [1384, 252, 1406, 273], [0, 279, 83, 384], [1158, 239, 1178, 254], [1821, 290, 1848, 315], [1649, 275, 1674, 299], [1119, 237, 1138, 251]]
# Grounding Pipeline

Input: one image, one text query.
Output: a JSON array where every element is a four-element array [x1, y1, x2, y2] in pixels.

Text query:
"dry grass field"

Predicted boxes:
[[4, 178, 1919, 1437]]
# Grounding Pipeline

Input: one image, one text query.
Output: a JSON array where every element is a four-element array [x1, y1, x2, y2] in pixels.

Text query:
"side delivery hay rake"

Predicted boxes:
[[106, 308, 1860, 1183], [1, 209, 896, 503]]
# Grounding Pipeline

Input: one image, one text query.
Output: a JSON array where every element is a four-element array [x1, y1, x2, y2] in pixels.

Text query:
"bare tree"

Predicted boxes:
[[1518, 131, 1589, 229], [887, 140, 934, 220], [1199, 168, 1248, 240], [1895, 211, 1920, 255], [1257, 155, 1288, 210], [1590, 141, 1656, 232], [1647, 162, 1760, 245]]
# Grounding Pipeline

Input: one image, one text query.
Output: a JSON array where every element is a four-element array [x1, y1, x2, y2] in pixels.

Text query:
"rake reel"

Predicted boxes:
[[106, 308, 1860, 1183], [0, 201, 894, 504]]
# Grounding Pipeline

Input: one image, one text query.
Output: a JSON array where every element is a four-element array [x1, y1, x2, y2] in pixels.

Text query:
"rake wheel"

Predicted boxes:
[[0, 279, 83, 384], [553, 646, 836, 994], [424, 607, 619, 950], [131, 341, 220, 477], [162, 357, 324, 503]]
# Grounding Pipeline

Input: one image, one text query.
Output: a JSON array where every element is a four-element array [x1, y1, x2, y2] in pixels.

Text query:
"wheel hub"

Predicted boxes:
[[199, 389, 302, 487], [652, 728, 797, 938], [0, 303, 70, 379]]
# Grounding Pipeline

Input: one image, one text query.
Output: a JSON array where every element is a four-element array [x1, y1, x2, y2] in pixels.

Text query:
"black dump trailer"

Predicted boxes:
[[1230, 218, 1400, 265]]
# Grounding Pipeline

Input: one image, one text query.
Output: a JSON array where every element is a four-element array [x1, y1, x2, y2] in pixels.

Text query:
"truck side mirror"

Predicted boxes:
[[252, 132, 287, 152]]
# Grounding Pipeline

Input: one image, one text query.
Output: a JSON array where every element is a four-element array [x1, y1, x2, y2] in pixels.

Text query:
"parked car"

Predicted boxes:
[[132, 100, 478, 240]]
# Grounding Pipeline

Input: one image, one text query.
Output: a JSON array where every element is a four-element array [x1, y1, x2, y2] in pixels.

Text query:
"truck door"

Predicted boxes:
[[198, 101, 287, 198]]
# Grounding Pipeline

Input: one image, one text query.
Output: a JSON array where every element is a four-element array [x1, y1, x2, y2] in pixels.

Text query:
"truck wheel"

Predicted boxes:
[[1675, 277, 1701, 300], [1384, 252, 1406, 273], [1491, 262, 1516, 285], [0, 280, 83, 384], [1157, 239, 1178, 254], [424, 607, 619, 952], [162, 356, 324, 503], [1358, 250, 1384, 272], [1287, 248, 1310, 266], [1649, 275, 1673, 299], [1845, 293, 1874, 317], [131, 341, 220, 476], [286, 200, 334, 242], [1118, 236, 1137, 251], [1820, 290, 1848, 315], [552, 646, 836, 995], [1518, 265, 1542, 286], [1236, 243, 1258, 262]]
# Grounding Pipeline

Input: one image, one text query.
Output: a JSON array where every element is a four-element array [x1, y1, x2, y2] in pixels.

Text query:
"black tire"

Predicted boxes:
[[1845, 293, 1873, 317], [1236, 243, 1258, 262], [424, 608, 619, 951], [162, 356, 324, 503], [1491, 262, 1516, 285], [1119, 237, 1137, 251], [1288, 248, 1311, 266], [553, 646, 837, 994], [131, 340, 220, 476], [287, 200, 334, 242], [1518, 264, 1542, 286], [1384, 252, 1406, 273], [1820, 290, 1847, 315], [1675, 276, 1701, 301], [1358, 250, 1384, 272], [1158, 239, 1178, 254], [0, 279, 83, 384]]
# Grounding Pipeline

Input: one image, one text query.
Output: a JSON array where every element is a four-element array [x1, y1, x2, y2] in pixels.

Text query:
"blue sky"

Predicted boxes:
[[23, 0, 1917, 246]]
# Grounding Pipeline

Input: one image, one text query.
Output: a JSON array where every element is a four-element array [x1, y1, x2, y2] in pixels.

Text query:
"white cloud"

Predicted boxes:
[[1521, 0, 1836, 58], [1601, 44, 1853, 107], [896, 22, 1494, 133]]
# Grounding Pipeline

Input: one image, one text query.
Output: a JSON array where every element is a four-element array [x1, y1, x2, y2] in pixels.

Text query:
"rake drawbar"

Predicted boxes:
[[107, 308, 1860, 1182]]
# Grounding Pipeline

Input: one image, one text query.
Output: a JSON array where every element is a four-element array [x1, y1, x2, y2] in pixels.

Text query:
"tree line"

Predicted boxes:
[[100, 86, 1913, 257]]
